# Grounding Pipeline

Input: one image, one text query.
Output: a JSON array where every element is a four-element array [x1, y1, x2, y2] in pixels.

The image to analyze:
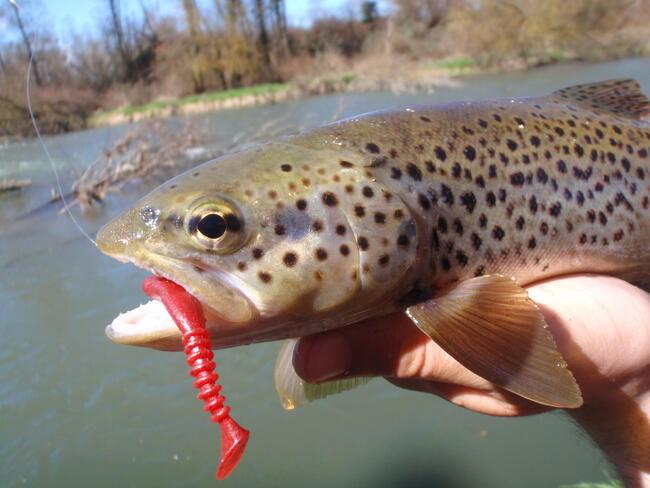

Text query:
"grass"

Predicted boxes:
[[427, 57, 477, 71], [90, 82, 291, 123]]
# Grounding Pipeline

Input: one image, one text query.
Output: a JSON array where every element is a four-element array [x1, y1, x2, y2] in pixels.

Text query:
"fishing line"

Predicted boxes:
[[26, 53, 97, 247]]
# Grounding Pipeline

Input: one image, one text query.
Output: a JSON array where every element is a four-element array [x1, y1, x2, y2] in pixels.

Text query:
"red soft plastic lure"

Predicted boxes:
[[142, 276, 250, 480]]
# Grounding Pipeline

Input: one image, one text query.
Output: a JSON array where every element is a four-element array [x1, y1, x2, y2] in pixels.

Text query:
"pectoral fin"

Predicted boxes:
[[406, 274, 583, 408], [274, 339, 371, 410]]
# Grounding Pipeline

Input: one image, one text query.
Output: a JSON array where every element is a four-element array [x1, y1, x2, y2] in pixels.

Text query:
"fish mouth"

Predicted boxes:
[[102, 252, 258, 351]]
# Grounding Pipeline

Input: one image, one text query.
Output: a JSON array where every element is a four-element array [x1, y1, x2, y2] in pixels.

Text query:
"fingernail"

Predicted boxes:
[[305, 332, 351, 383]]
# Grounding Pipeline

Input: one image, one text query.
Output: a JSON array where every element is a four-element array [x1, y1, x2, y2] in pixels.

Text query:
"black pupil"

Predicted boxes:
[[197, 213, 227, 239]]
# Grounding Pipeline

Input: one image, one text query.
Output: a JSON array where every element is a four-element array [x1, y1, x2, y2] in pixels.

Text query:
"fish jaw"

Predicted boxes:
[[97, 212, 259, 351]]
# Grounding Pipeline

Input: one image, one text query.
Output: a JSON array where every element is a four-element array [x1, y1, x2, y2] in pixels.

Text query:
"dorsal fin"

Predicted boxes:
[[552, 79, 650, 120]]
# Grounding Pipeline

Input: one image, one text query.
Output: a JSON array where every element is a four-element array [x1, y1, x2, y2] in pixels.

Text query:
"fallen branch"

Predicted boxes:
[[0, 178, 31, 193]]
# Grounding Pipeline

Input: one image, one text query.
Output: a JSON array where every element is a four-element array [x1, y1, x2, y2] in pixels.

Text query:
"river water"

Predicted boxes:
[[2, 57, 649, 488]]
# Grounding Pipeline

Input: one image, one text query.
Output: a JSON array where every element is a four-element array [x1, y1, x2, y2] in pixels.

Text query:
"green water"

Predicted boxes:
[[2, 57, 649, 487]]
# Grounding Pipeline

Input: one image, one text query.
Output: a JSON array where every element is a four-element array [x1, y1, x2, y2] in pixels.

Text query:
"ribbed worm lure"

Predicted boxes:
[[142, 276, 250, 480]]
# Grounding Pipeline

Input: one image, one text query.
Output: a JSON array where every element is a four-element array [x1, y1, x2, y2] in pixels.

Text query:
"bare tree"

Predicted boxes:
[[7, 0, 42, 85], [269, 0, 289, 56], [107, 0, 132, 78], [253, 0, 271, 70]]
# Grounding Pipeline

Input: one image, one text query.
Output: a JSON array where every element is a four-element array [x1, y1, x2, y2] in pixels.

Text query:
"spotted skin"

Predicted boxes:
[[97, 79, 650, 350]]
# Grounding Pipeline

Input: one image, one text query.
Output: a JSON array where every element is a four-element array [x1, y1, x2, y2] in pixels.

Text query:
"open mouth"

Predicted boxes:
[[105, 295, 181, 349], [101, 240, 257, 348], [104, 269, 252, 351]]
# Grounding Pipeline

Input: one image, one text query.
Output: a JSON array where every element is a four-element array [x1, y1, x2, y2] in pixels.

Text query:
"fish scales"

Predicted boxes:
[[97, 79, 650, 351], [304, 90, 650, 293]]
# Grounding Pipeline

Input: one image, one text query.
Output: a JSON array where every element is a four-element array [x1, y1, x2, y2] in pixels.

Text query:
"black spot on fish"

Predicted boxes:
[[453, 219, 464, 236], [549, 202, 562, 217], [322, 192, 339, 206], [516, 216, 525, 230], [492, 226, 505, 240], [258, 271, 272, 283], [391, 167, 402, 180], [506, 139, 518, 151], [464, 145, 476, 161], [510, 172, 525, 186], [622, 158, 631, 173], [460, 192, 477, 213], [434, 146, 447, 161], [281, 164, 292, 172], [471, 233, 482, 250], [437, 217, 448, 234], [407, 163, 423, 181], [418, 193, 431, 210], [440, 184, 454, 205], [296, 199, 308, 211], [340, 244, 350, 256], [365, 143, 380, 154], [315, 248, 328, 261], [358, 236, 369, 250], [283, 252, 298, 267], [362, 186, 374, 198]]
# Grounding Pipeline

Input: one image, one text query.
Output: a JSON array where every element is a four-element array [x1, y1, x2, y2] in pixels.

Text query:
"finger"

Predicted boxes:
[[293, 312, 492, 390], [387, 378, 548, 416], [526, 274, 650, 402]]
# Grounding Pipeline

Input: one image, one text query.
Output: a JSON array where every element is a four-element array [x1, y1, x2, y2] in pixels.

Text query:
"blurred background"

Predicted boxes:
[[1, 1, 649, 487], [2, 0, 650, 137]]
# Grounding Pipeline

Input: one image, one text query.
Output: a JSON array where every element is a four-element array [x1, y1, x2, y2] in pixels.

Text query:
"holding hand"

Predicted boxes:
[[293, 275, 650, 487]]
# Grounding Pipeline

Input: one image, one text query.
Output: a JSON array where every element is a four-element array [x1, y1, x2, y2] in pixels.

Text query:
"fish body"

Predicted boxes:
[[98, 79, 650, 407]]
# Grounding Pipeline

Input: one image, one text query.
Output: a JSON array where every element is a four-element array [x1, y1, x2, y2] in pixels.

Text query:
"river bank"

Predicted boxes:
[[87, 59, 468, 128]]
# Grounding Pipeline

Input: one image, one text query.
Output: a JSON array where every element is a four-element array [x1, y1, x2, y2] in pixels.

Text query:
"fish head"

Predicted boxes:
[[97, 140, 384, 349]]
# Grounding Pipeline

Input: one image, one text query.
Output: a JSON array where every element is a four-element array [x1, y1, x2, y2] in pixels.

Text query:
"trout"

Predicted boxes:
[[98, 79, 650, 410]]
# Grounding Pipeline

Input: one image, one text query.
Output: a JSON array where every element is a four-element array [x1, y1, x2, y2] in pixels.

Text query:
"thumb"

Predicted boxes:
[[292, 312, 490, 390]]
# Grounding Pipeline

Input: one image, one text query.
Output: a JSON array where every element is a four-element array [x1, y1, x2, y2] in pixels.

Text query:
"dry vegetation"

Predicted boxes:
[[63, 120, 204, 212], [1, 0, 649, 140]]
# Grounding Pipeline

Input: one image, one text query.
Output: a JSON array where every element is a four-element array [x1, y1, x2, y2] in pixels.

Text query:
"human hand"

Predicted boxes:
[[293, 275, 650, 485]]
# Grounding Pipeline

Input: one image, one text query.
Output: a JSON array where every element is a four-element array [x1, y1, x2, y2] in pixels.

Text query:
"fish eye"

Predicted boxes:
[[187, 199, 246, 253], [197, 213, 227, 239]]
